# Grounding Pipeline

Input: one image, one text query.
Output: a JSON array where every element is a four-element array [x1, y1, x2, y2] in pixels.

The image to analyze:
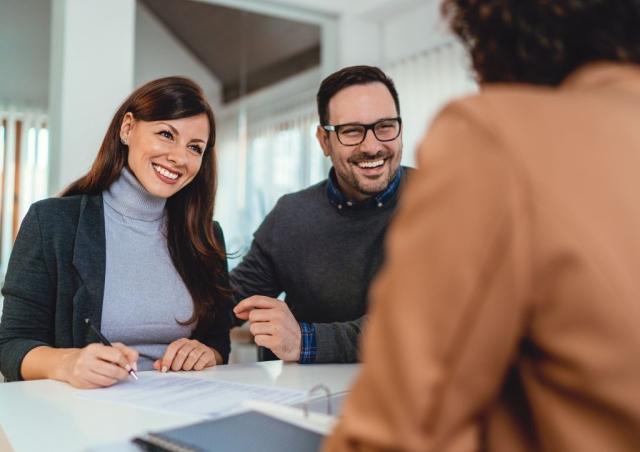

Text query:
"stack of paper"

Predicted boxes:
[[75, 372, 307, 418]]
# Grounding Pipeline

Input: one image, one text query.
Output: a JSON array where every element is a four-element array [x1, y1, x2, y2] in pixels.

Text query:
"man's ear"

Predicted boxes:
[[119, 112, 135, 143], [316, 125, 331, 157]]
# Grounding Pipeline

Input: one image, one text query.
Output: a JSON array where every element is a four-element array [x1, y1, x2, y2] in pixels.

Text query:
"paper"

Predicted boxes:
[[75, 372, 307, 417]]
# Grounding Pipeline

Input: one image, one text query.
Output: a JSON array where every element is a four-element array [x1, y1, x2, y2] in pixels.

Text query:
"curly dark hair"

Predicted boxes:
[[443, 0, 640, 85]]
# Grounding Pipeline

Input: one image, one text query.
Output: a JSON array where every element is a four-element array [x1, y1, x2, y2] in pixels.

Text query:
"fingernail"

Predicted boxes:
[[162, 366, 168, 373], [132, 362, 138, 372], [125, 364, 132, 372]]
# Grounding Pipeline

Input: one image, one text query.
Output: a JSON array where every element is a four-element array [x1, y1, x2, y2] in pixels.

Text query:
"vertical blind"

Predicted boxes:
[[0, 107, 49, 277], [216, 107, 328, 264], [387, 41, 478, 166]]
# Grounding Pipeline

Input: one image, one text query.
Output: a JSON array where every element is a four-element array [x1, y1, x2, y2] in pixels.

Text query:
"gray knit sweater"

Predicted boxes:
[[230, 167, 410, 363], [101, 168, 194, 371]]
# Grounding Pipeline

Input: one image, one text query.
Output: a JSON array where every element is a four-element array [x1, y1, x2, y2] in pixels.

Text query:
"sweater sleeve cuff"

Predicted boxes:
[[298, 322, 317, 364]]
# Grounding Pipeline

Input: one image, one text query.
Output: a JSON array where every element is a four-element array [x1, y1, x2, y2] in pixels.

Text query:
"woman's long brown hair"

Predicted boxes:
[[63, 76, 229, 330]]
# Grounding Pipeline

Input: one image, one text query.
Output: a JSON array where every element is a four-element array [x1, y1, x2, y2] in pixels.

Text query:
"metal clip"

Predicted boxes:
[[302, 384, 332, 418]]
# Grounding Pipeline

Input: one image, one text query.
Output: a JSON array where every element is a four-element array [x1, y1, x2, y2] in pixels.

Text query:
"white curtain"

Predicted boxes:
[[386, 41, 478, 167], [0, 107, 49, 277], [216, 106, 328, 265], [245, 109, 326, 229]]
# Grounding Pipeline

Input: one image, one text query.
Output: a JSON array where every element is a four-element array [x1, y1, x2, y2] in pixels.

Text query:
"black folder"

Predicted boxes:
[[132, 410, 324, 452]]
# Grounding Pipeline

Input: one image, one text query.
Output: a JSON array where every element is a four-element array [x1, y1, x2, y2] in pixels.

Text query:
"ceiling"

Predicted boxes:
[[265, 0, 430, 16], [141, 0, 321, 103]]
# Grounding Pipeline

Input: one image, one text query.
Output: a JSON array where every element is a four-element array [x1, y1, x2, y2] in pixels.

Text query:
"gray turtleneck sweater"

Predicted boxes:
[[101, 168, 194, 370]]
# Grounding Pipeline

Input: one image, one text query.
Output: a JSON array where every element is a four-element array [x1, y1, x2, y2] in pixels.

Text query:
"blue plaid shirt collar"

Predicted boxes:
[[326, 166, 404, 210]]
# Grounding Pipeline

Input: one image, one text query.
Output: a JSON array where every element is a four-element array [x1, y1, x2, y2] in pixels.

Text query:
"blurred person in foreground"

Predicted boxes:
[[325, 1, 640, 451]]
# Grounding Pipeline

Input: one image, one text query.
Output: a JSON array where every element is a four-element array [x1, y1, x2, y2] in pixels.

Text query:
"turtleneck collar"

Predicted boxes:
[[103, 167, 166, 222]]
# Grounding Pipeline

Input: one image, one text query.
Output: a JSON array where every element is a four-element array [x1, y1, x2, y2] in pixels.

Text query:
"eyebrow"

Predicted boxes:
[[332, 117, 399, 127], [157, 122, 207, 144]]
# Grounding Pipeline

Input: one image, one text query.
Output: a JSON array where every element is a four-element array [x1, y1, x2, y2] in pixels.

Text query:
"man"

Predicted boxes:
[[231, 66, 409, 363], [325, 1, 640, 451]]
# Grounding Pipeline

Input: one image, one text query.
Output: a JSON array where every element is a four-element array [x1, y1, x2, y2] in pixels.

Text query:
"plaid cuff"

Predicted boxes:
[[298, 322, 317, 364]]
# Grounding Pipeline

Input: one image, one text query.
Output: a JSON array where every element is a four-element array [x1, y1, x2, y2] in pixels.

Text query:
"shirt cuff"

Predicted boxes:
[[298, 322, 317, 364]]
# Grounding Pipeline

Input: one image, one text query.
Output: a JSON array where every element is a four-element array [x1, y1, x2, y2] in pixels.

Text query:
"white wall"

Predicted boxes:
[[135, 2, 222, 109], [0, 0, 223, 193], [0, 0, 51, 109], [0, 1, 222, 112], [48, 0, 136, 193], [382, 0, 453, 64]]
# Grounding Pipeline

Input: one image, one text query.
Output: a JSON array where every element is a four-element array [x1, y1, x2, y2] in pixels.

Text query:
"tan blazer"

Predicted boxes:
[[324, 64, 640, 452]]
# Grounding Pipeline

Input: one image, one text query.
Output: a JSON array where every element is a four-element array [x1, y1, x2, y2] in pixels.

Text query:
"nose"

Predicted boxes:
[[359, 127, 380, 152], [166, 143, 187, 166]]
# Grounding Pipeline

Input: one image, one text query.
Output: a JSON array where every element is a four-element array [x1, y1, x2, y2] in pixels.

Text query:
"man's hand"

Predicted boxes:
[[233, 296, 302, 362]]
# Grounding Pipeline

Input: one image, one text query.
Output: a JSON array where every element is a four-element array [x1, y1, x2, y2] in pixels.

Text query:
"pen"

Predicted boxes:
[[84, 318, 139, 380]]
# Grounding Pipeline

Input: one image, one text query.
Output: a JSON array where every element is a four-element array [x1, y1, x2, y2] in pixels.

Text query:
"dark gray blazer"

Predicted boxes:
[[0, 194, 232, 381]]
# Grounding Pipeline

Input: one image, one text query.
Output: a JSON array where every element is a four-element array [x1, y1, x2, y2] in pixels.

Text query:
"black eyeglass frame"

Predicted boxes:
[[322, 117, 402, 146]]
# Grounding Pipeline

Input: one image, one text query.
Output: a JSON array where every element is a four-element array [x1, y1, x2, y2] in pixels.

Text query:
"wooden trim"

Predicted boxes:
[[12, 120, 21, 240], [0, 119, 5, 258]]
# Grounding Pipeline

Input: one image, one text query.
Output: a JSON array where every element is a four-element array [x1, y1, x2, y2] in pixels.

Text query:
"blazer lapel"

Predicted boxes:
[[71, 194, 106, 346]]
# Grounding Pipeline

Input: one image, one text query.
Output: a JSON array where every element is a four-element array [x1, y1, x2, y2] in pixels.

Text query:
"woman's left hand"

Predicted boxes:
[[153, 339, 219, 372]]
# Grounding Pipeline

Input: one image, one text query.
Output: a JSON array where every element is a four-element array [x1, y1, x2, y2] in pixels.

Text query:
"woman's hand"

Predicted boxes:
[[58, 342, 139, 389], [153, 338, 220, 372]]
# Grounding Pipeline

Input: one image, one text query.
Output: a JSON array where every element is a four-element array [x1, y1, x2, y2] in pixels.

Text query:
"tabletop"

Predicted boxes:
[[0, 361, 360, 452]]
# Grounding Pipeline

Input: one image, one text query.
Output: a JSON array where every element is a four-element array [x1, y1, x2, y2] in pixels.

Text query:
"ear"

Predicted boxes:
[[316, 125, 331, 157], [119, 112, 135, 143]]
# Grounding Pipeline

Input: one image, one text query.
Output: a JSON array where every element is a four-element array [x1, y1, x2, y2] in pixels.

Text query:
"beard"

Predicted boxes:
[[344, 151, 401, 197], [330, 143, 403, 200], [347, 170, 394, 196]]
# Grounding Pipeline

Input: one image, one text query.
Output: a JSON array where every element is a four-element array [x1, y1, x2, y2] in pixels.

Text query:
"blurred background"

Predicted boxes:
[[0, 0, 477, 361]]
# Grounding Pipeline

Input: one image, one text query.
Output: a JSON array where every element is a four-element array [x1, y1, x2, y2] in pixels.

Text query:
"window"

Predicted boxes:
[[216, 109, 328, 265], [0, 108, 49, 278]]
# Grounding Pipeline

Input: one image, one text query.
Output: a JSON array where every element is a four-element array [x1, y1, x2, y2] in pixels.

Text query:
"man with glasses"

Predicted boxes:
[[231, 66, 411, 363]]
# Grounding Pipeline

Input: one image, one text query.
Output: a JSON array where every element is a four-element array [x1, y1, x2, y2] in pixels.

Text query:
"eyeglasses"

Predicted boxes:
[[322, 117, 402, 146]]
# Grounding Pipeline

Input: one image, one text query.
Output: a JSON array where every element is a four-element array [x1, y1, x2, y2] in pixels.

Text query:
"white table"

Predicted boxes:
[[0, 361, 360, 452]]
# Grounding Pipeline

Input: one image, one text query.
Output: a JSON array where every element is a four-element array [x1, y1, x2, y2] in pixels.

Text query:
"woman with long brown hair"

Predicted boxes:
[[0, 77, 232, 388]]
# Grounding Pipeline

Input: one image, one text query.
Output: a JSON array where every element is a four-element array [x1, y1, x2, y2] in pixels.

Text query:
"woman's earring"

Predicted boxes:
[[120, 137, 128, 146]]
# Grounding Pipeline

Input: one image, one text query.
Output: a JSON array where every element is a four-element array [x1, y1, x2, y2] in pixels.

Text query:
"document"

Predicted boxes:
[[75, 372, 307, 417]]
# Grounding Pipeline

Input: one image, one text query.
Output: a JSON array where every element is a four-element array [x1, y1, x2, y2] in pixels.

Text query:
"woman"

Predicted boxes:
[[0, 77, 232, 388], [325, 1, 640, 451]]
